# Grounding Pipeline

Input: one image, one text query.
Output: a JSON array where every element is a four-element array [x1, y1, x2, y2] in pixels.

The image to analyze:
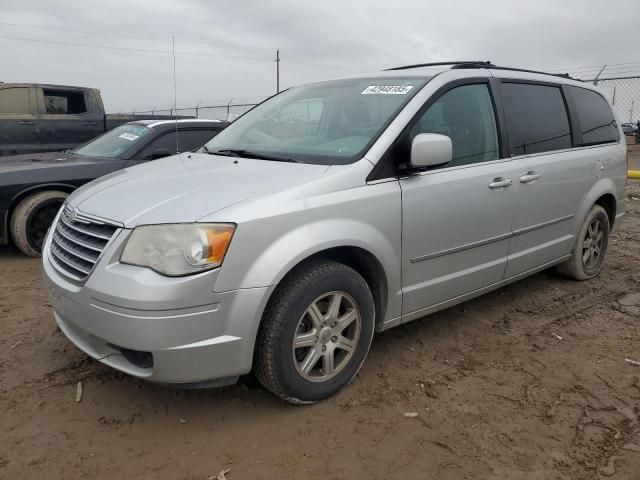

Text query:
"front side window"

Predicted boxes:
[[73, 124, 152, 158], [0, 88, 31, 114], [501, 83, 572, 156], [409, 83, 499, 167], [569, 86, 620, 146], [43, 89, 87, 114], [202, 77, 429, 165]]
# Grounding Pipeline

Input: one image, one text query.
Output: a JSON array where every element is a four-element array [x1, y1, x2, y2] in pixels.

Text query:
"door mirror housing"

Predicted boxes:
[[150, 148, 172, 160], [410, 133, 452, 168]]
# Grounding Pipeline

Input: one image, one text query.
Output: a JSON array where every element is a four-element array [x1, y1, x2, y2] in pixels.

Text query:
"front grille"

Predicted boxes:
[[49, 206, 119, 281]]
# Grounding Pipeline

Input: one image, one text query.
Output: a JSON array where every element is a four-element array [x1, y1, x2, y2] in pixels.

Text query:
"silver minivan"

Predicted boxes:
[[43, 62, 627, 403]]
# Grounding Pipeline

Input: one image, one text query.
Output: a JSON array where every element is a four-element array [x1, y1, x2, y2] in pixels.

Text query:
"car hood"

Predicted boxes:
[[0, 152, 107, 171], [67, 153, 331, 227]]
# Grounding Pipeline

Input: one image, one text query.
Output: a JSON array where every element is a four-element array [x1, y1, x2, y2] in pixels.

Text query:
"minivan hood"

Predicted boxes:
[[68, 153, 330, 226]]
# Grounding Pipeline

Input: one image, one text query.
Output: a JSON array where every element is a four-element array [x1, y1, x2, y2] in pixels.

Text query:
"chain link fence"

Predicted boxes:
[[588, 76, 640, 124], [124, 99, 265, 122]]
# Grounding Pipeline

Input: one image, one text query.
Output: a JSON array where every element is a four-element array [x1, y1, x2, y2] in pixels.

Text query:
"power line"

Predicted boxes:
[[0, 21, 169, 42], [0, 20, 383, 68], [0, 35, 273, 60]]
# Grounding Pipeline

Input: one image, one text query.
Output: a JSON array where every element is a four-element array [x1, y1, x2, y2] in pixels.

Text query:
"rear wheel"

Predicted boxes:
[[556, 205, 610, 280], [254, 260, 375, 404], [10, 191, 67, 257]]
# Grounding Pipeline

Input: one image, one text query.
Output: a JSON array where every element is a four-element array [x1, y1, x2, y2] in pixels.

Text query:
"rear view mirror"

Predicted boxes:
[[410, 133, 452, 168], [150, 148, 172, 160]]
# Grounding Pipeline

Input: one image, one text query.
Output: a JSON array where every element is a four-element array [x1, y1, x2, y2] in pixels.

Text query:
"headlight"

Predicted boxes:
[[120, 223, 235, 276]]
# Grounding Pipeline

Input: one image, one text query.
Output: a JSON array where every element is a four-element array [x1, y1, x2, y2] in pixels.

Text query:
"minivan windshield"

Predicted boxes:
[[201, 77, 428, 165], [73, 124, 152, 158]]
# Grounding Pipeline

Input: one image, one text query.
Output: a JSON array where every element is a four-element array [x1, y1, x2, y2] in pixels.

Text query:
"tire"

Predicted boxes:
[[254, 259, 375, 404], [556, 205, 610, 281], [10, 190, 68, 257]]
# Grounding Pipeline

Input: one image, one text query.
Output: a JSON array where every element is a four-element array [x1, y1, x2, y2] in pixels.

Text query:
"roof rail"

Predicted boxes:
[[385, 61, 492, 71], [385, 61, 580, 81], [478, 65, 580, 81]]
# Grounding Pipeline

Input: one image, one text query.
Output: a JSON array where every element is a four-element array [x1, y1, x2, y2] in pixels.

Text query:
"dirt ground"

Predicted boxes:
[[1, 146, 640, 480]]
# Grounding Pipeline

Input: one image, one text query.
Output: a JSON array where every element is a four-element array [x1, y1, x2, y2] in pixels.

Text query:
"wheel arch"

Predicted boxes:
[[576, 179, 618, 233], [273, 246, 390, 326], [6, 183, 74, 243]]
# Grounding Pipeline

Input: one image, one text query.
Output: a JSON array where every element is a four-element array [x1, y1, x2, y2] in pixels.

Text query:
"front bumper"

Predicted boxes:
[[42, 227, 273, 385]]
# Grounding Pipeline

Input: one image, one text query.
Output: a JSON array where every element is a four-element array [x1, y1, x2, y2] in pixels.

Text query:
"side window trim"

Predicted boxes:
[[560, 84, 581, 148]]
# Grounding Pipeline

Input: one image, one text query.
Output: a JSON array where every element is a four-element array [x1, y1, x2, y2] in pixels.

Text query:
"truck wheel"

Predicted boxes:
[[556, 205, 610, 281], [10, 191, 67, 257], [254, 260, 375, 404]]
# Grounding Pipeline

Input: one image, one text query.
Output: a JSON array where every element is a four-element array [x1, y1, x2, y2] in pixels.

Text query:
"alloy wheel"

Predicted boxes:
[[292, 291, 361, 383]]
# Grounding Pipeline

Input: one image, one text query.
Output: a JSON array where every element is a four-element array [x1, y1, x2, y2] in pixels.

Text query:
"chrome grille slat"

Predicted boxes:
[[49, 206, 118, 281], [51, 242, 92, 274], [52, 232, 100, 263], [55, 223, 104, 252], [59, 213, 114, 240], [50, 248, 87, 280]]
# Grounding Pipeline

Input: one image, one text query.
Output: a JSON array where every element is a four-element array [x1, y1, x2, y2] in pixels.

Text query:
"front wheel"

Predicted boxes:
[[254, 260, 375, 404], [556, 205, 610, 280]]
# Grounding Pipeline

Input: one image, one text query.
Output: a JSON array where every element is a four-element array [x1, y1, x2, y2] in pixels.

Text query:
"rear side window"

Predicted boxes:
[[569, 86, 620, 145], [0, 88, 31, 114], [501, 83, 572, 156], [43, 89, 87, 114]]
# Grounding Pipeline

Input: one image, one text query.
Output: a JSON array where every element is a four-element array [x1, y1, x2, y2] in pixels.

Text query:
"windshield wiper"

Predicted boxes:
[[208, 148, 298, 163]]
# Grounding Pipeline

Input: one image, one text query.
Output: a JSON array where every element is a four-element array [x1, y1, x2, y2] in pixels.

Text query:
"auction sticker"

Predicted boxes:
[[118, 133, 140, 141], [362, 85, 413, 95]]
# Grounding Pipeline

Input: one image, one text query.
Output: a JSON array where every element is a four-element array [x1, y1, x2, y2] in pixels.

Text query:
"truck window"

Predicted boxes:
[[568, 86, 620, 146], [501, 83, 572, 156], [0, 88, 31, 114], [43, 89, 87, 114]]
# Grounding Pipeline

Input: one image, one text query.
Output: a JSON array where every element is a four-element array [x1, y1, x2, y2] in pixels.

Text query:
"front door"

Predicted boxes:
[[400, 82, 515, 315]]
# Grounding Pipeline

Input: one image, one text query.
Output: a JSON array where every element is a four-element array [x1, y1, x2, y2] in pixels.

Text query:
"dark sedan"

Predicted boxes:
[[0, 119, 228, 256]]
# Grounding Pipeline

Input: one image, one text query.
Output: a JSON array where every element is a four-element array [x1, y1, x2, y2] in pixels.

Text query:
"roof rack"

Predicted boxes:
[[386, 61, 492, 71], [386, 61, 580, 81]]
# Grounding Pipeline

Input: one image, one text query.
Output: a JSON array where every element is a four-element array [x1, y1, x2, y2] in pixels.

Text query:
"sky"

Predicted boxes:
[[1, 0, 640, 115]]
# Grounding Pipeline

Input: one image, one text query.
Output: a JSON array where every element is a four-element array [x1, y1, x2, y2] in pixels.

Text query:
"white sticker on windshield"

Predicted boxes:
[[361, 85, 413, 95], [118, 133, 139, 141]]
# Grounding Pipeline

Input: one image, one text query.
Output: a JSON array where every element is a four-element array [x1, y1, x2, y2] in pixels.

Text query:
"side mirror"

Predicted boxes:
[[410, 133, 452, 168], [150, 148, 172, 160]]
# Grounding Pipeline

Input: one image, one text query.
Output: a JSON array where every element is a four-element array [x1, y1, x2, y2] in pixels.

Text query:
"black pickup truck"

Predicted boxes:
[[0, 83, 190, 156]]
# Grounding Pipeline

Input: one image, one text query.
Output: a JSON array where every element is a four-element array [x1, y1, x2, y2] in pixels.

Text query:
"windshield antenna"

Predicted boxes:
[[171, 35, 179, 154]]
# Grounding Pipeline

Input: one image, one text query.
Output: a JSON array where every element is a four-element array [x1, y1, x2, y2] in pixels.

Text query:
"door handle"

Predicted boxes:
[[519, 171, 541, 183], [83, 121, 98, 126], [488, 177, 513, 189], [17, 120, 35, 125]]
